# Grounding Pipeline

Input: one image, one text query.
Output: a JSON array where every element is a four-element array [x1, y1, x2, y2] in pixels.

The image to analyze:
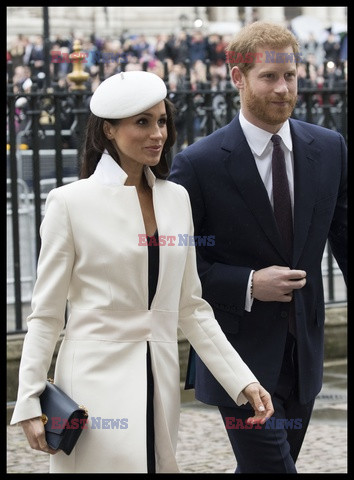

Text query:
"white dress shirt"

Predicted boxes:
[[239, 110, 294, 311]]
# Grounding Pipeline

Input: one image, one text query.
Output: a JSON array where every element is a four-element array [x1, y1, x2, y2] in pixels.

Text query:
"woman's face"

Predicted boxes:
[[103, 101, 168, 171]]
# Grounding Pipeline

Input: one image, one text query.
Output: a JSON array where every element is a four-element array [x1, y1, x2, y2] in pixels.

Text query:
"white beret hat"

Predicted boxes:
[[90, 70, 167, 119]]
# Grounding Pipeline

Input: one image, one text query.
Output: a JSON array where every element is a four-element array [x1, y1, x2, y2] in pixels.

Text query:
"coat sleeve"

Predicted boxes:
[[10, 189, 75, 425], [327, 133, 347, 284], [177, 188, 258, 406]]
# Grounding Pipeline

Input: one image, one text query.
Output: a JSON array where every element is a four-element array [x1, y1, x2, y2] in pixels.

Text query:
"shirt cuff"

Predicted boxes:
[[244, 270, 255, 312]]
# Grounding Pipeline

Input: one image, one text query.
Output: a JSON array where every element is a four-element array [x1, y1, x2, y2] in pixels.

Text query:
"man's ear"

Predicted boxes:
[[231, 66, 245, 90], [103, 120, 114, 140]]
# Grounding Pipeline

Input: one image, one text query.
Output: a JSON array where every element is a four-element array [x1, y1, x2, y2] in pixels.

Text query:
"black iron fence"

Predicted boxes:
[[6, 56, 347, 333]]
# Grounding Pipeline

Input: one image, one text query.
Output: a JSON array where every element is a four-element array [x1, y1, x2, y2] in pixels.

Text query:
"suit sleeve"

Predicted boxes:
[[177, 188, 258, 406], [10, 189, 75, 424], [327, 133, 347, 284], [169, 150, 252, 313]]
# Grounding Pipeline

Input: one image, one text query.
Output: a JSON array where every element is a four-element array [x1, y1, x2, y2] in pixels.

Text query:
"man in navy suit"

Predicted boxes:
[[169, 21, 347, 473]]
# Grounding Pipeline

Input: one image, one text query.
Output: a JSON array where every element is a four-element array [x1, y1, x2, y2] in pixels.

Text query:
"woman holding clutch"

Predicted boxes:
[[11, 70, 273, 473]]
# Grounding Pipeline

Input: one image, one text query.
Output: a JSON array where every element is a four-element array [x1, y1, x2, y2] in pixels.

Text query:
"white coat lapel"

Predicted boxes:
[[91, 151, 157, 188]]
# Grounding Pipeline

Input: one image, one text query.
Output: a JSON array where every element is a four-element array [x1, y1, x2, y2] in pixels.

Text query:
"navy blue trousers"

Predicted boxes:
[[219, 334, 315, 473]]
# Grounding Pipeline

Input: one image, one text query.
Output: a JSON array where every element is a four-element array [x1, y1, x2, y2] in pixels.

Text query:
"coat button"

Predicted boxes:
[[280, 311, 288, 318]]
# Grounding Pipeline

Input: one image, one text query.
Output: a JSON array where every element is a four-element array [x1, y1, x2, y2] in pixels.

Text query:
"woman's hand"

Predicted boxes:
[[21, 417, 58, 455], [242, 382, 274, 425]]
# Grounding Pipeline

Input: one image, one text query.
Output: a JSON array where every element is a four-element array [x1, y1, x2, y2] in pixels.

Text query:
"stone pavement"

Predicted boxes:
[[6, 359, 347, 474]]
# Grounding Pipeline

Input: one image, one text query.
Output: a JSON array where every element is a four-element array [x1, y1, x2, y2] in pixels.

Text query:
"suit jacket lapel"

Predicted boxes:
[[222, 115, 289, 262], [222, 116, 321, 267], [290, 120, 320, 267]]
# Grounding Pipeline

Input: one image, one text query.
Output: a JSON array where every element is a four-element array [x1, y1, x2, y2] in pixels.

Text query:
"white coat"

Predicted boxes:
[[11, 152, 258, 473]]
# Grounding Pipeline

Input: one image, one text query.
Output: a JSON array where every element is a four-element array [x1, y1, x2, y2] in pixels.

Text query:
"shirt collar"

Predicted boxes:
[[91, 150, 156, 187], [239, 110, 293, 156]]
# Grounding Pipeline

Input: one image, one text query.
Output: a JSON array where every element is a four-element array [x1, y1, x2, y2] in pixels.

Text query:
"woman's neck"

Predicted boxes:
[[124, 167, 150, 194]]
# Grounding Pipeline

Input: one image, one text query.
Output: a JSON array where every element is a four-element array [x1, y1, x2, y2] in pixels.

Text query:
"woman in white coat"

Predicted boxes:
[[11, 71, 274, 473]]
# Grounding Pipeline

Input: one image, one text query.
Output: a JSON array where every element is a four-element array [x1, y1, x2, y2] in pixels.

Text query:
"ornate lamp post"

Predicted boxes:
[[67, 39, 90, 90]]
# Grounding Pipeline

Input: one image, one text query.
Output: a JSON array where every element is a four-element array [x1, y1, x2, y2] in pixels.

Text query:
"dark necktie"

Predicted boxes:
[[271, 134, 293, 260], [271, 134, 296, 337]]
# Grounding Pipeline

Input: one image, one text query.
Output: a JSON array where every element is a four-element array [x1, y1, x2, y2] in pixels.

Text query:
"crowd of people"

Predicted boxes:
[[7, 25, 347, 151], [7, 26, 347, 95]]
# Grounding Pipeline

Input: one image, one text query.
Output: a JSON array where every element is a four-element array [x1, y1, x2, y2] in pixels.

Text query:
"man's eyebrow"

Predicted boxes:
[[258, 66, 297, 74]]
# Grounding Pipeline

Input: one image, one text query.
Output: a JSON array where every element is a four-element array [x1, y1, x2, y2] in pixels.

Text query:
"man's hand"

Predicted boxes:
[[21, 417, 58, 455], [242, 382, 274, 425], [253, 266, 306, 302]]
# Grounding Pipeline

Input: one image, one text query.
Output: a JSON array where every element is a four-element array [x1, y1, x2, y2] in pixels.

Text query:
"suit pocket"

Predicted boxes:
[[313, 194, 337, 215]]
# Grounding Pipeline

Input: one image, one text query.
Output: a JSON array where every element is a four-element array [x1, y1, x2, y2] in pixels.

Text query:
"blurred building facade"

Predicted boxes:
[[7, 6, 347, 40]]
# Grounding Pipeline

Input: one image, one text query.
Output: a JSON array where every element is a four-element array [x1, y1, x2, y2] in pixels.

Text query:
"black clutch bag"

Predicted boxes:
[[39, 380, 88, 455]]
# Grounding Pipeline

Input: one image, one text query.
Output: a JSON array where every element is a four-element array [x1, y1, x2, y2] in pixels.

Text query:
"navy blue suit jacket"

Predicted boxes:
[[169, 114, 347, 407]]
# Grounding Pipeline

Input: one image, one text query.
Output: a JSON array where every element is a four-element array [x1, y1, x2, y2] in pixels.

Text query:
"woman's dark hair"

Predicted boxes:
[[80, 98, 176, 179]]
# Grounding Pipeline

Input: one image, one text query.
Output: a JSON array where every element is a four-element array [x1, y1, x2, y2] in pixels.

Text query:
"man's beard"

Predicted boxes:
[[244, 83, 297, 126]]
